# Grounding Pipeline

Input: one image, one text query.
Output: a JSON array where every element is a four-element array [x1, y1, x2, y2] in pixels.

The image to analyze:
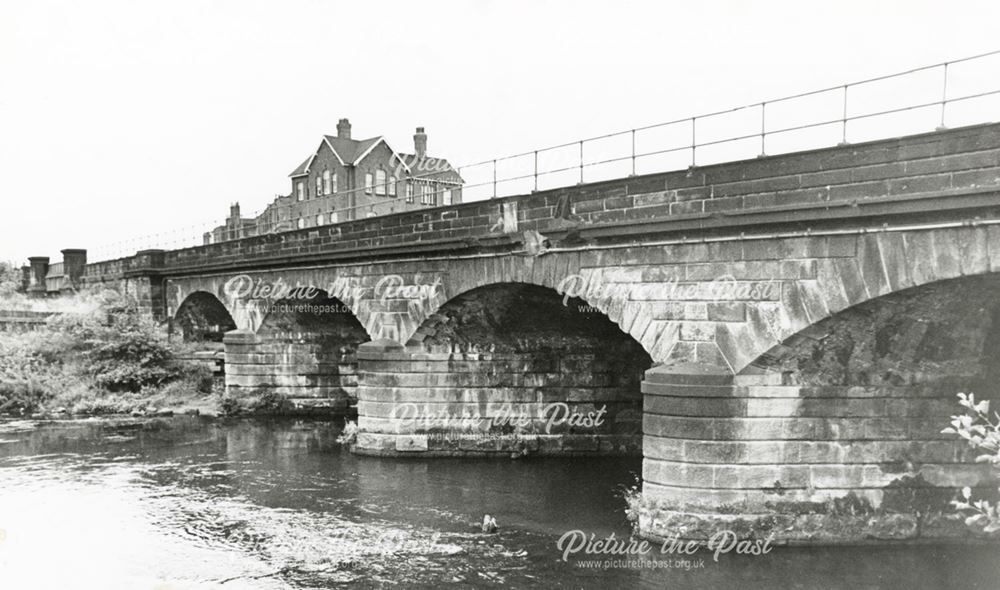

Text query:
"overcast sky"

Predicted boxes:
[[2, 0, 999, 263]]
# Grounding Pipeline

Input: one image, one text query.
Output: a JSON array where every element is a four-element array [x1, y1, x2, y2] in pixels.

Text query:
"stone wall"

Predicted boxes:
[[0, 310, 53, 333]]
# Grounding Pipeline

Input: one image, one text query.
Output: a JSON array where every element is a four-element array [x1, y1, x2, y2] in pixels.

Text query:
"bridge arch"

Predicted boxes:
[[718, 226, 1000, 374], [385, 254, 681, 364], [744, 271, 1000, 385], [173, 290, 237, 342], [355, 281, 653, 456]]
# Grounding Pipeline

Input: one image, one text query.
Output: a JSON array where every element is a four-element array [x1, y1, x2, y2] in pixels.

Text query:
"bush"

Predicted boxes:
[[0, 330, 68, 414], [0, 261, 21, 298], [46, 290, 184, 392], [942, 392, 1000, 534], [0, 288, 218, 415]]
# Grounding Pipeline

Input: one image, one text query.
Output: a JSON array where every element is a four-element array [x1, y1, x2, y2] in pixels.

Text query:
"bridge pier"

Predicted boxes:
[[221, 292, 368, 413], [638, 362, 993, 542], [353, 338, 646, 456]]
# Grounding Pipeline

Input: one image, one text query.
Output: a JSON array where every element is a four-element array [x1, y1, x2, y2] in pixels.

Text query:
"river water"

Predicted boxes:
[[0, 417, 996, 589]]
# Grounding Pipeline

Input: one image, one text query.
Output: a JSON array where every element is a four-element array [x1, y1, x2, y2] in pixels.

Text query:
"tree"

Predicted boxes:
[[0, 261, 22, 297]]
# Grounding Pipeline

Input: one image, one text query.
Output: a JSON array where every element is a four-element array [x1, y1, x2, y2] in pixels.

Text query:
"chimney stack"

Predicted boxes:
[[414, 126, 427, 159], [337, 118, 352, 140], [230, 202, 241, 221]]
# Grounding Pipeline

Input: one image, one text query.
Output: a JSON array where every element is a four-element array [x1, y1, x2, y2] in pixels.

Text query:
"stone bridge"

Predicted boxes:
[[79, 123, 1000, 540]]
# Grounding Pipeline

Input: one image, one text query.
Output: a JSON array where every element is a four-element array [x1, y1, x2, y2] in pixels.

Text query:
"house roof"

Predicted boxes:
[[288, 133, 459, 181], [288, 156, 312, 178], [288, 135, 385, 177]]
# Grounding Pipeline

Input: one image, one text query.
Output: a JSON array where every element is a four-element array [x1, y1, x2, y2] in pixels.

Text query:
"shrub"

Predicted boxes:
[[0, 261, 21, 298], [0, 289, 218, 415], [46, 290, 183, 392], [942, 392, 1000, 534], [337, 420, 359, 445]]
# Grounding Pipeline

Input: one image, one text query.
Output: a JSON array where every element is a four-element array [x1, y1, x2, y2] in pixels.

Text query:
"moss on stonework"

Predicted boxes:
[[627, 482, 994, 543], [881, 474, 955, 515]]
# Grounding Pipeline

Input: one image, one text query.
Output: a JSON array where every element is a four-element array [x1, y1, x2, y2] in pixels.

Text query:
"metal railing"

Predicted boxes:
[[90, 49, 1000, 262]]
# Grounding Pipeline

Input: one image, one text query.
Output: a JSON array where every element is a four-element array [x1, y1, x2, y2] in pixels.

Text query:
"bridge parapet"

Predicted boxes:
[[111, 122, 1000, 279]]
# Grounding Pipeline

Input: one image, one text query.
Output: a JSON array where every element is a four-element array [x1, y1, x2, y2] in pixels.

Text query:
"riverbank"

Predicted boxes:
[[0, 289, 224, 419]]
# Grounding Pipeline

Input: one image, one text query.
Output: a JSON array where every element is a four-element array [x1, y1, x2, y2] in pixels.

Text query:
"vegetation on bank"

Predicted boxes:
[[0, 287, 218, 417]]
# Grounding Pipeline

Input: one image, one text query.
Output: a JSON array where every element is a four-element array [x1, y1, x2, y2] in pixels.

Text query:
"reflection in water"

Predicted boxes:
[[0, 418, 997, 589]]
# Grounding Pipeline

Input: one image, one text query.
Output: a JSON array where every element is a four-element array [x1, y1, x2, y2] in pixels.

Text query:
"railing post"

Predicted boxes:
[[533, 151, 538, 192], [690, 117, 696, 167], [839, 85, 849, 145], [492, 159, 497, 199], [631, 129, 636, 176], [759, 102, 767, 157], [938, 62, 949, 130], [578, 140, 584, 184]]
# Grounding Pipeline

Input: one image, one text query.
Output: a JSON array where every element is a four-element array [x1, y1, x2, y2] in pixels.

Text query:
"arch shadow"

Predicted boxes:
[[174, 291, 238, 343]]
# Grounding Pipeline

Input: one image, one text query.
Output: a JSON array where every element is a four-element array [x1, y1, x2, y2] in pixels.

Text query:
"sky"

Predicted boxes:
[[2, 0, 999, 263]]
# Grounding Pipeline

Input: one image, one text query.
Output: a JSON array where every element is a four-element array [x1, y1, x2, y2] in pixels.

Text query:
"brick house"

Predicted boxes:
[[205, 119, 463, 243]]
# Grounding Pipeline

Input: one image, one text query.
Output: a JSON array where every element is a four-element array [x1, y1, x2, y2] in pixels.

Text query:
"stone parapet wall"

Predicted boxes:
[[102, 122, 1000, 275], [0, 310, 54, 333]]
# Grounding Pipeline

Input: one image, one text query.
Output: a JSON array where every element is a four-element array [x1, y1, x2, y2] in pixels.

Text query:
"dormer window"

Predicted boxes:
[[315, 177, 322, 199], [323, 170, 331, 195], [297, 182, 304, 201], [331, 172, 338, 194], [389, 176, 397, 196], [375, 169, 387, 196], [365, 172, 374, 194]]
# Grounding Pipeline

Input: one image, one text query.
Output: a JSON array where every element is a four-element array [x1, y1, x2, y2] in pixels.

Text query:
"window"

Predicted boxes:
[[443, 189, 452, 206], [331, 172, 338, 194], [315, 177, 322, 199], [316, 213, 324, 225], [330, 211, 339, 224], [375, 169, 387, 196], [422, 183, 435, 205], [405, 182, 413, 203], [365, 172, 373, 194], [297, 182, 304, 201], [297, 218, 305, 229], [323, 170, 331, 195], [388, 176, 397, 196]]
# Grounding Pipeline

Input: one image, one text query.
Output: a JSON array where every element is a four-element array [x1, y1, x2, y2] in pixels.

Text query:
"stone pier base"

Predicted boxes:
[[353, 340, 643, 457], [223, 329, 358, 414], [638, 363, 996, 543]]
